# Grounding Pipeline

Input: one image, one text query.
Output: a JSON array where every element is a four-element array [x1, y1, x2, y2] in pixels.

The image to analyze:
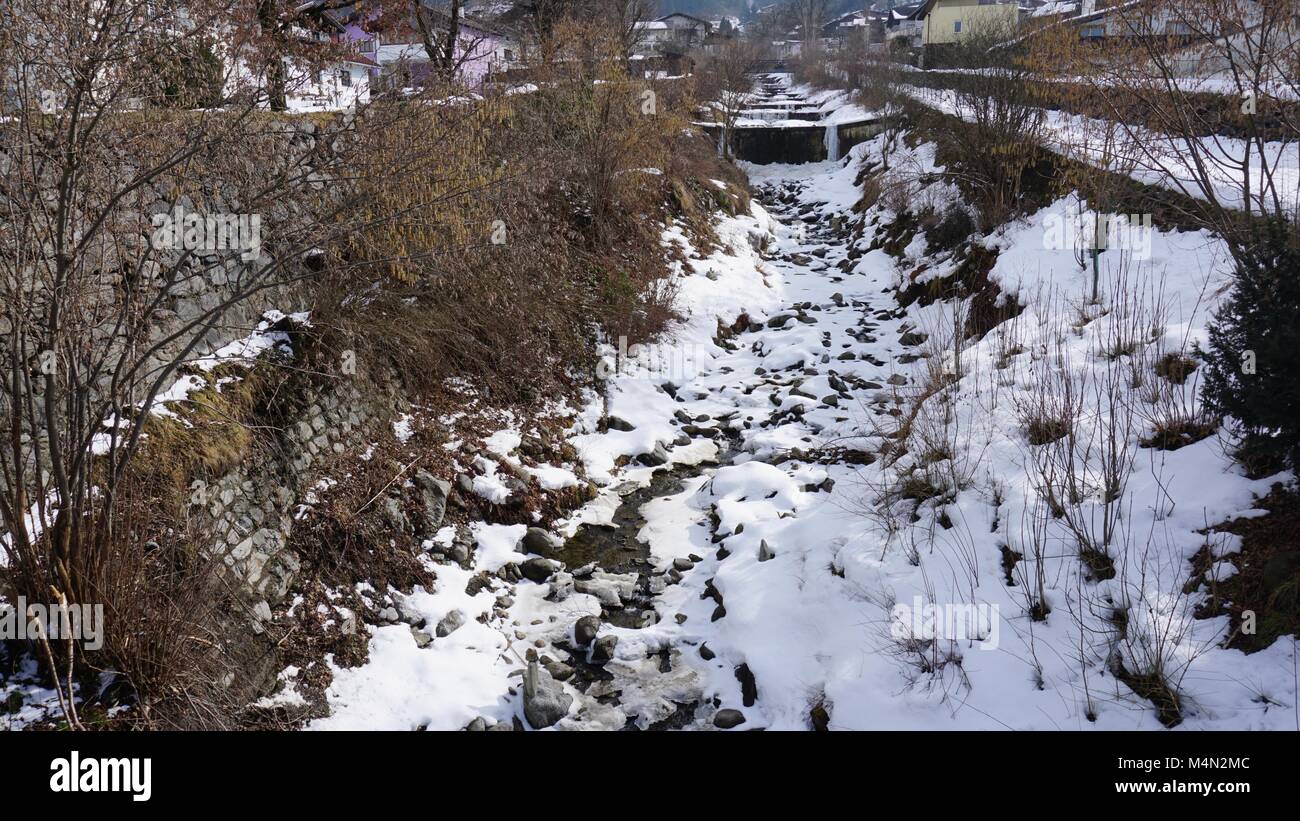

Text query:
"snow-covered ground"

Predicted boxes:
[[303, 106, 1297, 732], [898, 84, 1300, 219]]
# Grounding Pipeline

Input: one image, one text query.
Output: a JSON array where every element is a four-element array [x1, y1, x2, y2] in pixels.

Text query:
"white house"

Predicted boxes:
[[657, 12, 713, 47], [285, 54, 377, 112], [632, 21, 674, 57]]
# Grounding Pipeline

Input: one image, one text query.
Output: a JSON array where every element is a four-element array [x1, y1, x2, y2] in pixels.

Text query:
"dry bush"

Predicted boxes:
[[314, 20, 705, 401], [922, 20, 1051, 228]]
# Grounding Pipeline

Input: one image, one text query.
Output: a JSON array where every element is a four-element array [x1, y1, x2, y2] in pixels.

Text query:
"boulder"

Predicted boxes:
[[520, 557, 558, 584], [519, 527, 559, 557], [523, 661, 572, 729], [573, 615, 601, 647], [713, 709, 746, 729], [435, 609, 466, 638]]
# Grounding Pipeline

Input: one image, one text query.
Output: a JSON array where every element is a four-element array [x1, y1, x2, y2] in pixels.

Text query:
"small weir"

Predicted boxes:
[[700, 73, 881, 164]]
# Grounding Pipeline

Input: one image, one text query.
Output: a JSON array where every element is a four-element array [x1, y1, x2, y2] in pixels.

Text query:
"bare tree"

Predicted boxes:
[[792, 0, 828, 57], [698, 36, 768, 160], [1055, 0, 1300, 262]]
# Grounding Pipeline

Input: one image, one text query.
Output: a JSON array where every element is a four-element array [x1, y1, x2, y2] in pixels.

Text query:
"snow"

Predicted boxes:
[[899, 84, 1300, 217], [313, 564, 515, 730], [471, 522, 527, 572], [392, 414, 415, 444], [309, 110, 1299, 733]]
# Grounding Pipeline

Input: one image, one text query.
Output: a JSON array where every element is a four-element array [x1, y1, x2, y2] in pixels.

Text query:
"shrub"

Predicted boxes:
[[138, 36, 224, 109], [1200, 239, 1300, 472], [923, 206, 976, 255]]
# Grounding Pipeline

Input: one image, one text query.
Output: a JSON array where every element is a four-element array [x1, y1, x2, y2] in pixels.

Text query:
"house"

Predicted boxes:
[[632, 21, 674, 57], [344, 2, 521, 90], [275, 3, 377, 111], [1163, 4, 1282, 77], [823, 9, 871, 39], [287, 54, 377, 112], [1008, 0, 1249, 46], [1069, 0, 1224, 41], [912, 0, 1020, 44], [886, 3, 926, 47], [657, 13, 713, 48]]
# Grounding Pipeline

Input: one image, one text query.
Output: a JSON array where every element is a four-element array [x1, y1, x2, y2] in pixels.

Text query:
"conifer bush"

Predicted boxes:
[[1200, 240, 1300, 473]]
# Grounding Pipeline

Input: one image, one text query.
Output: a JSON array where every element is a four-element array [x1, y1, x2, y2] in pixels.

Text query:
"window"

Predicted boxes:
[[339, 69, 352, 87], [954, 20, 962, 33]]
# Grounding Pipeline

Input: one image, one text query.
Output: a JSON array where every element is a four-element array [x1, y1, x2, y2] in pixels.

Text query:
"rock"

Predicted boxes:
[[543, 661, 574, 682], [886, 374, 908, 386], [574, 615, 601, 647], [465, 717, 488, 732], [810, 702, 831, 731], [672, 557, 695, 572], [499, 563, 523, 583], [636, 443, 669, 467], [447, 529, 473, 565], [455, 473, 474, 496], [523, 661, 572, 729], [735, 663, 758, 707], [379, 497, 409, 533], [699, 643, 716, 661], [465, 572, 493, 596], [436, 609, 466, 638], [713, 709, 746, 729], [711, 604, 727, 622], [605, 415, 636, 432], [702, 578, 723, 604], [899, 331, 928, 347], [591, 634, 619, 663], [519, 527, 558, 557], [410, 628, 433, 648], [549, 571, 575, 601], [412, 471, 450, 534], [520, 557, 558, 584], [758, 540, 775, 562]]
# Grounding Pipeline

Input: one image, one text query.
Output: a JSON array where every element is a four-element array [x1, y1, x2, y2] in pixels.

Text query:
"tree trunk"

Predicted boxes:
[[258, 0, 289, 111]]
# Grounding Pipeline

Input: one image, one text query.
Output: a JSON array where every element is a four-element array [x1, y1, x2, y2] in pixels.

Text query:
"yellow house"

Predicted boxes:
[[915, 0, 1020, 45]]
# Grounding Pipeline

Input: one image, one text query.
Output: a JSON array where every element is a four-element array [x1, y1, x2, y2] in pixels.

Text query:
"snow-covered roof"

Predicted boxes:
[[1032, 0, 1081, 16]]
